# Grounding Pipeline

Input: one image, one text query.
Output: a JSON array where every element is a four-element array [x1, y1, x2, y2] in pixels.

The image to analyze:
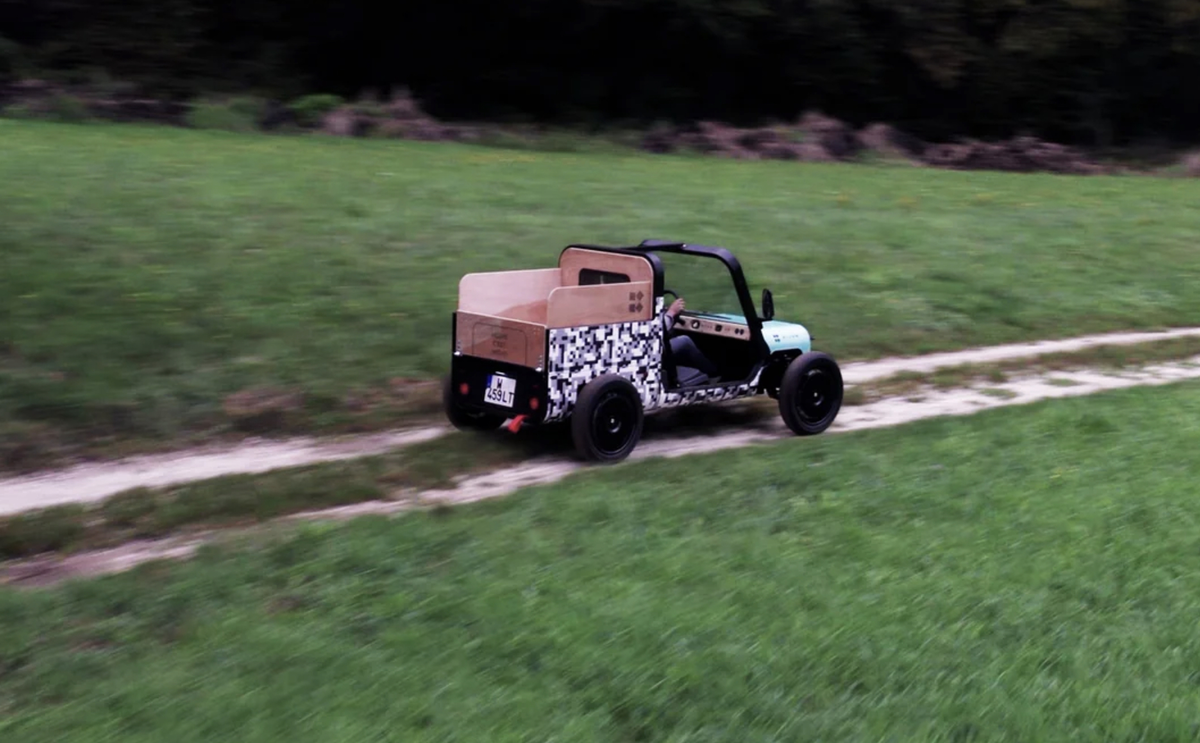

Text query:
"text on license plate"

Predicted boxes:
[[484, 373, 517, 407]]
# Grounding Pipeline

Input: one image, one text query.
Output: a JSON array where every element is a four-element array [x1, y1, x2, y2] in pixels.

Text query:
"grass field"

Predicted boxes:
[[3, 382, 1200, 741], [4, 119, 1200, 463]]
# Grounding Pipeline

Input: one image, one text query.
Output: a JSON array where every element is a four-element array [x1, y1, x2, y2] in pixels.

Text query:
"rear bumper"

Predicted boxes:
[[448, 353, 549, 424]]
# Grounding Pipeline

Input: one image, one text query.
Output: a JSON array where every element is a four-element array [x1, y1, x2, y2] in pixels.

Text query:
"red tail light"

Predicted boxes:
[[459, 383, 469, 395], [529, 397, 540, 410]]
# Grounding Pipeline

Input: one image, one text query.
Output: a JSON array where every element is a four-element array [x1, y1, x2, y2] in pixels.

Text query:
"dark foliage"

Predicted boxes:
[[1, 0, 1199, 145]]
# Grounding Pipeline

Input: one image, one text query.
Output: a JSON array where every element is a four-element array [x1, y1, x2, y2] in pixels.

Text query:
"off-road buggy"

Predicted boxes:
[[444, 239, 843, 462]]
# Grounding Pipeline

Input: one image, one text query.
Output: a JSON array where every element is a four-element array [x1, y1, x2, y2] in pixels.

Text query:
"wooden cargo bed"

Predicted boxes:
[[455, 248, 656, 368]]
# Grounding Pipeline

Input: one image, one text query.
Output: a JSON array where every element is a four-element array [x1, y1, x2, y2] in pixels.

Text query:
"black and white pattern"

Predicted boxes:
[[660, 371, 761, 409], [543, 297, 665, 422], [544, 296, 761, 421]]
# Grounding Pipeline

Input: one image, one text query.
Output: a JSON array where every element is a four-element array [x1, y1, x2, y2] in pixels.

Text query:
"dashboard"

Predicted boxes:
[[677, 312, 750, 340]]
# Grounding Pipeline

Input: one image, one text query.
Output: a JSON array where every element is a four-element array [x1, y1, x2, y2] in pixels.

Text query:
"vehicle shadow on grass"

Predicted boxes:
[[643, 401, 780, 438], [476, 401, 780, 461]]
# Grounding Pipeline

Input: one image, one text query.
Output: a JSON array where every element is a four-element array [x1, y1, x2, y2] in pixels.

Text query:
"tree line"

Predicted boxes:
[[2, 0, 1198, 146]]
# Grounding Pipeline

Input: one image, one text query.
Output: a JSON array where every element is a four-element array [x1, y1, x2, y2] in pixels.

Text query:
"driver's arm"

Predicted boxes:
[[663, 297, 685, 333]]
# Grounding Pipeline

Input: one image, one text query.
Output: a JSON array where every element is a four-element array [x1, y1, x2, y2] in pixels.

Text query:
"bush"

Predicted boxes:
[[186, 95, 266, 132], [47, 93, 92, 123], [350, 89, 385, 118], [0, 91, 92, 123], [1, 93, 95, 124], [83, 68, 140, 99], [1184, 152, 1200, 178], [0, 505, 88, 558], [0, 103, 36, 120], [99, 488, 160, 532], [0, 35, 26, 83], [288, 93, 344, 128]]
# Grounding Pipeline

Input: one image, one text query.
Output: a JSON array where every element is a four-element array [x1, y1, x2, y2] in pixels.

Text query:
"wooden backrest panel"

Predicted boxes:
[[546, 280, 654, 328], [458, 268, 561, 324], [455, 311, 546, 369], [559, 248, 655, 287]]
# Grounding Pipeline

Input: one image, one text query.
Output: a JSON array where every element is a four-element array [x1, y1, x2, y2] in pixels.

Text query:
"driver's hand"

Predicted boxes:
[[668, 298, 686, 317]]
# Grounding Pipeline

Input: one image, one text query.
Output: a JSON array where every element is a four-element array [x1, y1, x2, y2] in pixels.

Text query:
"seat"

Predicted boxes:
[[662, 323, 711, 388], [675, 366, 710, 388]]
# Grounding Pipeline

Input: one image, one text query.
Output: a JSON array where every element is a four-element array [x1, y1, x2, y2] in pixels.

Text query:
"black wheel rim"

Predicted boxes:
[[796, 366, 839, 423], [591, 391, 636, 455]]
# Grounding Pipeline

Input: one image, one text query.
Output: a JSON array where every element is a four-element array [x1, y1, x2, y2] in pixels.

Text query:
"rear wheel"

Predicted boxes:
[[571, 375, 644, 463], [443, 375, 506, 431], [778, 352, 843, 435]]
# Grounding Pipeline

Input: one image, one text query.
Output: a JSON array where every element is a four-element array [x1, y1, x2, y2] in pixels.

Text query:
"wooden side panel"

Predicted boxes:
[[458, 268, 561, 324], [546, 280, 654, 328], [559, 248, 655, 287], [455, 311, 546, 369]]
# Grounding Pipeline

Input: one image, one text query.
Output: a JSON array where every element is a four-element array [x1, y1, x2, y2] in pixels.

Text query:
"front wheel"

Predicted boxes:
[[571, 375, 644, 463], [778, 352, 843, 436]]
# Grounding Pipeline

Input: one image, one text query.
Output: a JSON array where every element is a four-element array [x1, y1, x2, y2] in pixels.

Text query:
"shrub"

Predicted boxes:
[[3, 93, 95, 124], [0, 35, 26, 82], [351, 89, 386, 118], [99, 488, 160, 532], [0, 103, 36, 120], [46, 93, 91, 123], [0, 90, 92, 124], [288, 93, 344, 128], [186, 95, 266, 132], [1184, 152, 1200, 178], [0, 505, 88, 558], [83, 68, 140, 99]]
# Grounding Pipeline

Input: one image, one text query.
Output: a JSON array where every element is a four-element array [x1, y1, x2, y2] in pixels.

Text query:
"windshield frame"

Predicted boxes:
[[648, 249, 749, 320]]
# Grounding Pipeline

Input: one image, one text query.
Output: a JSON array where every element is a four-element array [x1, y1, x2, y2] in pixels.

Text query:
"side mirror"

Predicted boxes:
[[761, 288, 775, 321]]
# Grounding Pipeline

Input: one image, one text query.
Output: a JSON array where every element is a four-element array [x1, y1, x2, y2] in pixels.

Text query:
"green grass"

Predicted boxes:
[[3, 118, 1200, 464], [4, 382, 1200, 741]]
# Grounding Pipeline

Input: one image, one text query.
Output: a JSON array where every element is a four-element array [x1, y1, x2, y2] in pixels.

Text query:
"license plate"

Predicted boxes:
[[484, 373, 517, 407]]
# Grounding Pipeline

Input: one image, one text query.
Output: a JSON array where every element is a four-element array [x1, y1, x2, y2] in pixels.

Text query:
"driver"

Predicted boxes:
[[663, 297, 720, 378]]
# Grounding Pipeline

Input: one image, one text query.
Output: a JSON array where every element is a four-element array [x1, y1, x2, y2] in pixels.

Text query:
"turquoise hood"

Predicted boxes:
[[761, 320, 813, 354]]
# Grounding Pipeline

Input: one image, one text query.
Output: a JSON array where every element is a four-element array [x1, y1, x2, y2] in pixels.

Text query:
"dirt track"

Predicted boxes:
[[2, 326, 1200, 520], [7, 350, 1200, 587], [384, 351, 1200, 510], [4, 333, 1200, 586], [0, 427, 446, 517], [836, 327, 1200, 384]]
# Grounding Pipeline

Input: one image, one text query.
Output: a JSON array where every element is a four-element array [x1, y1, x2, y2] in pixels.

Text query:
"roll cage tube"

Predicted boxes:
[[632, 239, 771, 359], [558, 240, 773, 361]]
